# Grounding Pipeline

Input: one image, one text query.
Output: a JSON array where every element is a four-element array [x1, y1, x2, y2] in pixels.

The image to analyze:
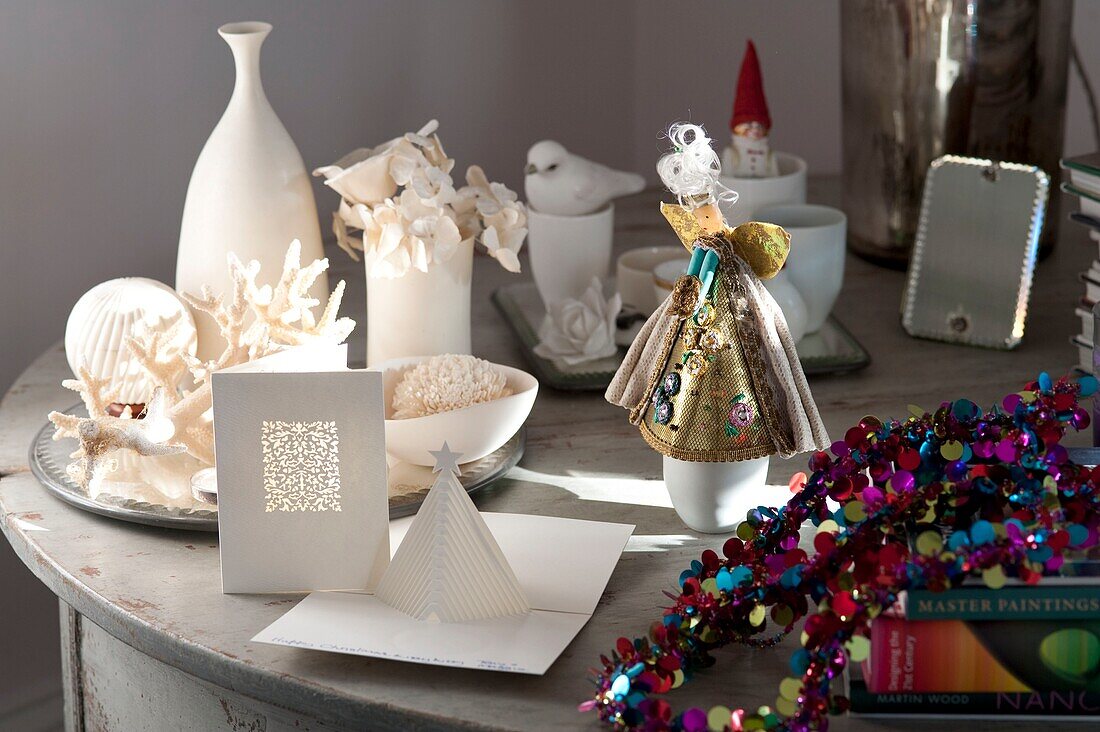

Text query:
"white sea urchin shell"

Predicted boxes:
[[392, 354, 512, 420], [64, 277, 197, 404]]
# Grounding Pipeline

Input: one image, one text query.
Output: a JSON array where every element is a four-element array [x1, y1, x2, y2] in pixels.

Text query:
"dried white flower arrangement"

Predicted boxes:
[[392, 354, 513, 420], [314, 120, 527, 277], [49, 241, 354, 490]]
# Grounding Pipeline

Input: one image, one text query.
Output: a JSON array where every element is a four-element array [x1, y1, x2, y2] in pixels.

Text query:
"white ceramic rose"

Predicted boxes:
[[314, 120, 527, 278], [533, 277, 622, 366]]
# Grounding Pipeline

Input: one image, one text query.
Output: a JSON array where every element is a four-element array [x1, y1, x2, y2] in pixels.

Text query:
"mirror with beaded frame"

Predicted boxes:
[[902, 155, 1049, 350]]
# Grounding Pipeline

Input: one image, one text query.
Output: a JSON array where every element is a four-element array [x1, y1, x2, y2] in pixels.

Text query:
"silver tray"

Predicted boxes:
[[29, 405, 525, 532]]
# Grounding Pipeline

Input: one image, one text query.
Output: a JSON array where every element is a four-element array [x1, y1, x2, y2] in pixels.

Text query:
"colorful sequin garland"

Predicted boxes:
[[581, 373, 1100, 731]]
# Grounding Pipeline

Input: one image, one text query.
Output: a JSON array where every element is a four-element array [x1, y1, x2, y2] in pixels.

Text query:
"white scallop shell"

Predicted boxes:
[[64, 278, 197, 404]]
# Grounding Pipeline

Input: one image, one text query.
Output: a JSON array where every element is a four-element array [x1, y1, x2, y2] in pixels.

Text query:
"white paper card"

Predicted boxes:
[[256, 594, 587, 674], [212, 344, 389, 594], [253, 513, 634, 674], [385, 512, 632, 615]]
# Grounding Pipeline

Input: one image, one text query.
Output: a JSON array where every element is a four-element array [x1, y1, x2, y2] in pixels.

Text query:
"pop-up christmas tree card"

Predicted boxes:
[[253, 442, 634, 674], [375, 443, 530, 622]]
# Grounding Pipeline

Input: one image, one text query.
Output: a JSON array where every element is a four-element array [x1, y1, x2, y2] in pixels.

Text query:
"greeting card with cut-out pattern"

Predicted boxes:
[[212, 343, 389, 594]]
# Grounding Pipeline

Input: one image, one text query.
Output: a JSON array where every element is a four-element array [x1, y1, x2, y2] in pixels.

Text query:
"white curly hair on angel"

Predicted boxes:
[[655, 122, 737, 206]]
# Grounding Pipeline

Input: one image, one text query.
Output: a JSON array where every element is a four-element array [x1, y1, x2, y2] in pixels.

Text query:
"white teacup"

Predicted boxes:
[[718, 152, 807, 226], [755, 204, 847, 333], [527, 203, 615, 308], [615, 245, 689, 315]]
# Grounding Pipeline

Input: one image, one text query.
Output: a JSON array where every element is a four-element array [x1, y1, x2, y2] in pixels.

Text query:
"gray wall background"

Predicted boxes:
[[0, 0, 1098, 718]]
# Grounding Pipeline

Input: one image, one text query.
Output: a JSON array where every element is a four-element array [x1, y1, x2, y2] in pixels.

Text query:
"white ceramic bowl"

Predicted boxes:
[[717, 151, 808, 226], [616, 245, 689, 315], [374, 356, 538, 467]]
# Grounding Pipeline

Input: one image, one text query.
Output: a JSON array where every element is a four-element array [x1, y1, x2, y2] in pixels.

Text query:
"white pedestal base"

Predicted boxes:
[[662, 456, 770, 534]]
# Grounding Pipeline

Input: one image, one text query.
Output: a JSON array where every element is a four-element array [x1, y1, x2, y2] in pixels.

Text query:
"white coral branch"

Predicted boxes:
[[62, 363, 120, 417], [52, 242, 355, 484], [48, 389, 187, 490], [125, 317, 190, 402]]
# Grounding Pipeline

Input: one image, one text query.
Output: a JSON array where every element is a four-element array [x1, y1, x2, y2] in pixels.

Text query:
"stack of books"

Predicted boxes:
[[1062, 153, 1100, 372], [851, 570, 1100, 720]]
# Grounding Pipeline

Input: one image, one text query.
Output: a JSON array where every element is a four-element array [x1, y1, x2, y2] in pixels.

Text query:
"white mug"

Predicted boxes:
[[755, 204, 846, 333], [527, 203, 614, 308], [650, 258, 691, 310]]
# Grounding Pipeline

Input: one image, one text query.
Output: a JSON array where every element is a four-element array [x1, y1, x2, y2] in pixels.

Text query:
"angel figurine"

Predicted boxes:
[[606, 123, 828, 532]]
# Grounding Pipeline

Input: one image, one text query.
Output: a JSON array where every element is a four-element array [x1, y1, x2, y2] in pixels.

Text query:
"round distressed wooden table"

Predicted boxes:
[[0, 184, 1090, 731]]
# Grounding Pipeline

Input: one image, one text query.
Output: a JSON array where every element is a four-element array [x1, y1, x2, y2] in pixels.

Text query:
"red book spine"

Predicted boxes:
[[864, 615, 914, 692], [864, 615, 1031, 693]]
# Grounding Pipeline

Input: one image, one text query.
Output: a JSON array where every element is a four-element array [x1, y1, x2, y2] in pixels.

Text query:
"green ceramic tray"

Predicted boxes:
[[491, 281, 871, 392]]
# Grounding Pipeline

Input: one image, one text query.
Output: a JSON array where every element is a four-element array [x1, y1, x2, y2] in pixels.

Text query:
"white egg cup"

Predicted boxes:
[[527, 203, 614, 309], [374, 356, 538, 466], [717, 152, 807, 227], [663, 456, 770, 533]]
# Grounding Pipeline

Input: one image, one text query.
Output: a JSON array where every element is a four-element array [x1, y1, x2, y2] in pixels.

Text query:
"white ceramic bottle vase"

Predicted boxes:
[[176, 22, 327, 361]]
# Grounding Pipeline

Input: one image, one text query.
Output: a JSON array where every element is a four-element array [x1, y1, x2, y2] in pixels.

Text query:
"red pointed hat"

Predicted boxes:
[[731, 40, 771, 131]]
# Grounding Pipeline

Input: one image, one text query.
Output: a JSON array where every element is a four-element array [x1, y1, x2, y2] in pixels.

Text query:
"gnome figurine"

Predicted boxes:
[[723, 40, 779, 179], [607, 123, 828, 533]]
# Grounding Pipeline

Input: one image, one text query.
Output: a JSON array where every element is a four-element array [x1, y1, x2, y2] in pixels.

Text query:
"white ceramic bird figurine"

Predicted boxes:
[[524, 140, 645, 216]]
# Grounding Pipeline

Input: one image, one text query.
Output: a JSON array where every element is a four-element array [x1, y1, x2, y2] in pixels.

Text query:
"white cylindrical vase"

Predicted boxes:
[[176, 22, 327, 361], [366, 241, 473, 367], [662, 455, 770, 533], [527, 204, 614, 309]]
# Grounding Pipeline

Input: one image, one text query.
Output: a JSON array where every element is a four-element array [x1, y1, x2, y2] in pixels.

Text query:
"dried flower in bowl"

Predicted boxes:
[[392, 354, 513, 420], [379, 356, 538, 466]]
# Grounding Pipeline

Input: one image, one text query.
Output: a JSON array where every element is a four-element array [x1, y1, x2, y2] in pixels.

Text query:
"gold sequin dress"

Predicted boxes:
[[606, 204, 829, 462]]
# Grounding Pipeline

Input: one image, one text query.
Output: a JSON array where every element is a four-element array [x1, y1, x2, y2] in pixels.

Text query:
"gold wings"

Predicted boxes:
[[659, 202, 790, 280]]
